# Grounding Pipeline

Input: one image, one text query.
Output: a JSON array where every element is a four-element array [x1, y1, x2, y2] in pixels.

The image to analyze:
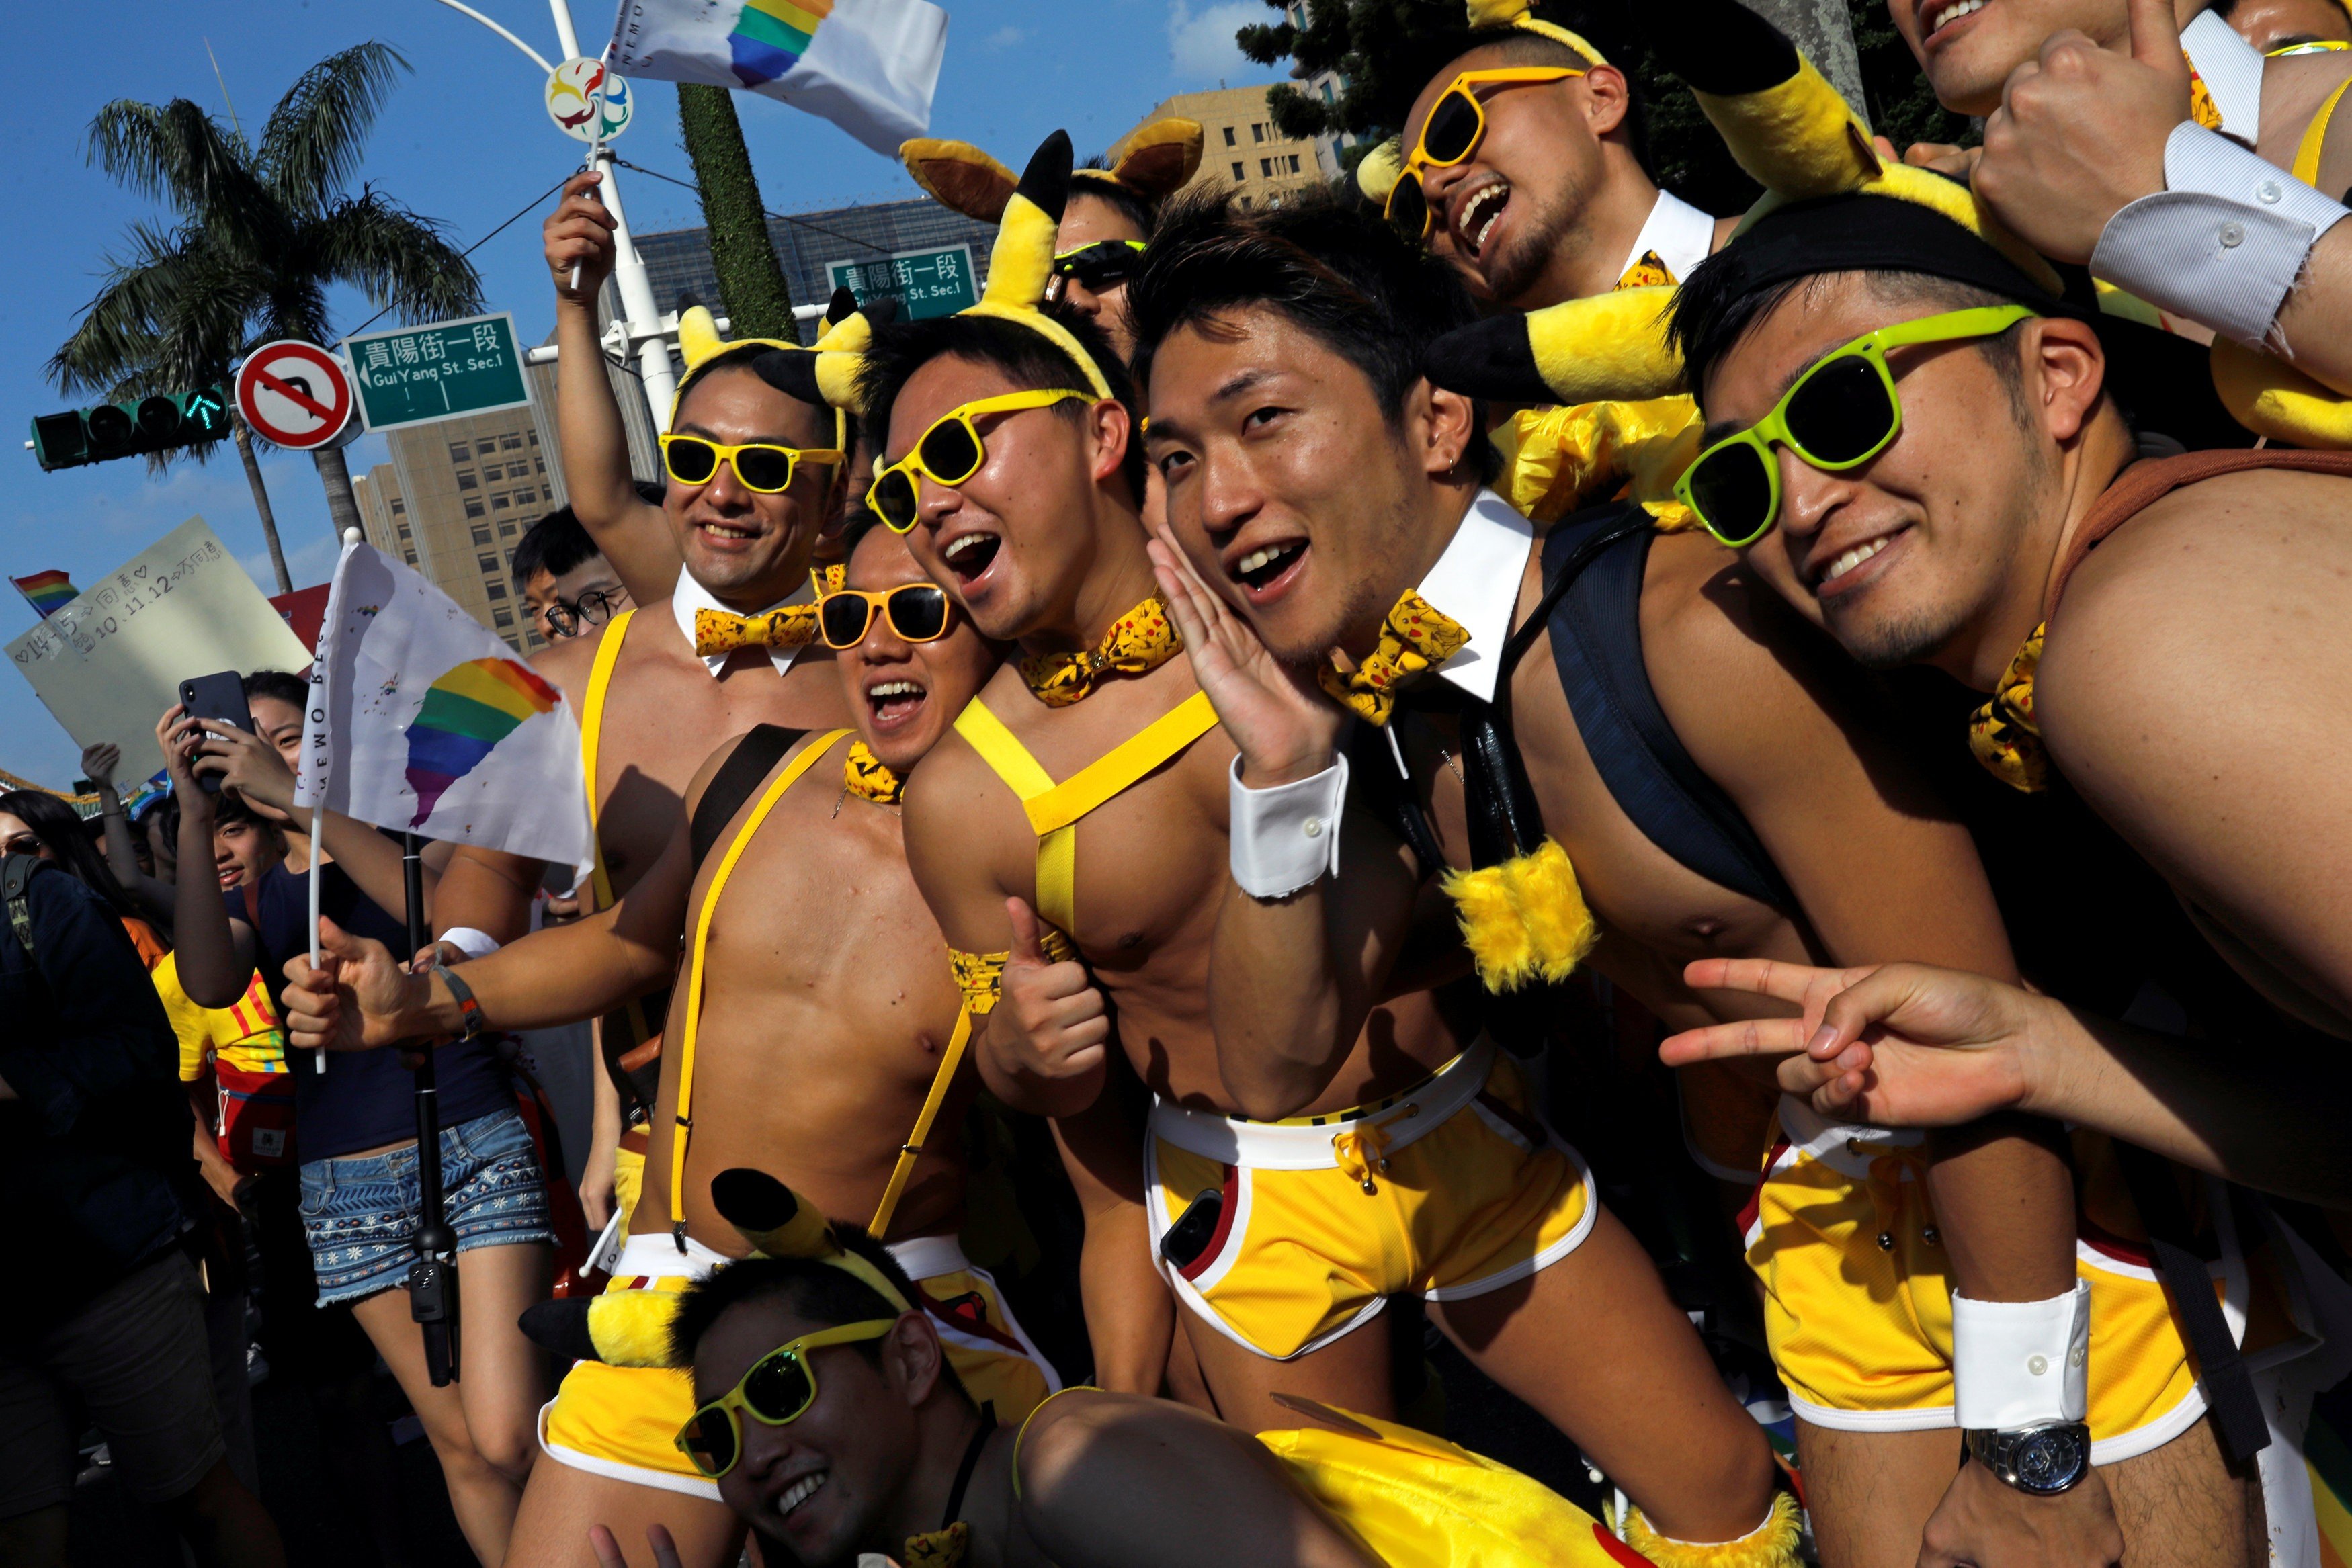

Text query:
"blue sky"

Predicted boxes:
[[0, 0, 1286, 787]]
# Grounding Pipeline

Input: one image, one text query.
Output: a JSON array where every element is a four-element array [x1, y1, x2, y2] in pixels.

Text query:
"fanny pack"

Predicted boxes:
[[215, 1063, 297, 1172]]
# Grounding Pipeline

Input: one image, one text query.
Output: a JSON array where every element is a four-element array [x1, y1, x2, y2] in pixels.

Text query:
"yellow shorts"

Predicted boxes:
[[1746, 1098, 2213, 1464], [540, 1231, 1061, 1497], [1148, 1038, 1597, 1362], [612, 1144, 644, 1243]]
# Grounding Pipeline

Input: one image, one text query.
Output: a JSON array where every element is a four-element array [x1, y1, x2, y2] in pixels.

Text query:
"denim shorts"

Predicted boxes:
[[299, 1108, 552, 1305]]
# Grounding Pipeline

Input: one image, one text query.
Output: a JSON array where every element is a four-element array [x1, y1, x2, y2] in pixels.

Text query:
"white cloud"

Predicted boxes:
[[1167, 1, 1265, 83], [985, 24, 1025, 49]]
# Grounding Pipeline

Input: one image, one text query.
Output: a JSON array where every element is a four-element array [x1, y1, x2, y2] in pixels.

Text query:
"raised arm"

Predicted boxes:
[[1148, 527, 1427, 1119], [81, 742, 175, 924], [541, 169, 681, 607], [157, 709, 257, 1009]]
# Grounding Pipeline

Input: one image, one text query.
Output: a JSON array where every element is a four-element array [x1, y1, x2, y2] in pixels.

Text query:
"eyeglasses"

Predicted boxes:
[[544, 587, 625, 639], [661, 433, 843, 495], [818, 583, 954, 649], [1384, 68, 1585, 243], [867, 388, 1093, 533], [675, 1319, 896, 1479], [2, 834, 42, 858], [1676, 306, 2038, 547], [1053, 239, 1147, 292]]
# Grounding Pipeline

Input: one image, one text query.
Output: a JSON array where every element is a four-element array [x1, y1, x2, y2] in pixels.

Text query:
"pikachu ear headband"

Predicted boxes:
[[675, 290, 892, 452], [750, 289, 900, 439], [1424, 0, 2346, 449], [901, 120, 1203, 222], [519, 1169, 915, 1372], [782, 130, 1118, 427]]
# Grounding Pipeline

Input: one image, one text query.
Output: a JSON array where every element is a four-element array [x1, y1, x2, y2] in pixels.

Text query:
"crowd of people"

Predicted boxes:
[[6, 0, 2350, 1563]]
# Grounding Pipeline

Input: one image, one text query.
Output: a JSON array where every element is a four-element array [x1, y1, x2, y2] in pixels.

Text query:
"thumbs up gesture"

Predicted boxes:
[[977, 897, 1112, 1117], [280, 915, 428, 1053], [1973, 0, 2193, 264]]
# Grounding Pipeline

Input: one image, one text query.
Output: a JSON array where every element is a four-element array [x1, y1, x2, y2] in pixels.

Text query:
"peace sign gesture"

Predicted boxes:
[[1972, 0, 2194, 263]]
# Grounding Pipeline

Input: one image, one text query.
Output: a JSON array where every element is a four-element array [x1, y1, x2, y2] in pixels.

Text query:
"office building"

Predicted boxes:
[[634, 196, 997, 336], [1131, 85, 1326, 210], [351, 306, 659, 654]]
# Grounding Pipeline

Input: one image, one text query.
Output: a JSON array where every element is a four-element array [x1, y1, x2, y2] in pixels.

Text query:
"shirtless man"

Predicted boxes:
[[1127, 189, 2254, 1568], [859, 133, 1782, 1559], [587, 1181, 1654, 1568], [282, 521, 1105, 1568], [1656, 189, 2352, 1254]]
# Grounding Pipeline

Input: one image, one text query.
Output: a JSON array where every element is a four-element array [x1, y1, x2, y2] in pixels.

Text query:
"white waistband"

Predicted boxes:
[[886, 1233, 972, 1281], [612, 1230, 732, 1282], [1775, 1094, 1924, 1179], [1149, 1036, 1495, 1171]]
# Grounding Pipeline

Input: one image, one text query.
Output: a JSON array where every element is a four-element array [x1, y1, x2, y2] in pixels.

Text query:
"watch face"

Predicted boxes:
[[2014, 1426, 2089, 1493]]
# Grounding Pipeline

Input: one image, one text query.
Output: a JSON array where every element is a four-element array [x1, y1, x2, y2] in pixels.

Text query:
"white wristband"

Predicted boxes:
[[1227, 753, 1348, 900], [1951, 1282, 2091, 1429], [439, 926, 503, 961], [2091, 122, 2350, 347]]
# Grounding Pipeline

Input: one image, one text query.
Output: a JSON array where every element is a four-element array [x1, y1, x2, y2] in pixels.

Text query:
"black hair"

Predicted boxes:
[[0, 790, 141, 919], [837, 509, 889, 565], [854, 306, 1146, 505], [241, 670, 309, 714], [1126, 186, 1499, 482], [1072, 165, 1160, 239], [667, 1227, 975, 1411], [511, 507, 603, 591], [210, 787, 288, 839], [1670, 262, 2032, 415], [679, 343, 833, 447]]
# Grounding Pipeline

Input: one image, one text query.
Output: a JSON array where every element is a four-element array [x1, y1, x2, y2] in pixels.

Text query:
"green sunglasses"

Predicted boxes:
[[675, 1319, 896, 1479], [1677, 305, 2037, 547]]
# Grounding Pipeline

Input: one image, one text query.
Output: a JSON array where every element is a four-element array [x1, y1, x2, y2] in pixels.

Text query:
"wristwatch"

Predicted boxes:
[[1966, 1422, 2092, 1495]]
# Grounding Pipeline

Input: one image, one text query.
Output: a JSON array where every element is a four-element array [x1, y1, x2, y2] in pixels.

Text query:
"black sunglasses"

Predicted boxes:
[[1052, 239, 1146, 292], [818, 583, 954, 649]]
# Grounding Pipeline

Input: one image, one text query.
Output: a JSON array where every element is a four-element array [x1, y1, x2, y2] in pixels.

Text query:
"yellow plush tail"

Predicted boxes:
[[1624, 1491, 1804, 1568], [1437, 838, 1598, 992]]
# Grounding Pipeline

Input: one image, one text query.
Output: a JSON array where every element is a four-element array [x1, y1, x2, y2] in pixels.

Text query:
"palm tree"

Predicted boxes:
[[53, 43, 483, 592]]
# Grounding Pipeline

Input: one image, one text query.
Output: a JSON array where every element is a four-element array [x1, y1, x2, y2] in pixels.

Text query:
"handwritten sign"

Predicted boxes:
[[7, 518, 313, 775]]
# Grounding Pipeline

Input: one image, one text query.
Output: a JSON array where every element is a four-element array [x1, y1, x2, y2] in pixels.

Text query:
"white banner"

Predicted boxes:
[[5, 518, 310, 775], [298, 540, 589, 867], [609, 0, 948, 155]]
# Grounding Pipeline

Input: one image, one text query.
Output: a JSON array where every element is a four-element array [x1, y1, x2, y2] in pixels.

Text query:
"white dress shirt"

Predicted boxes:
[[669, 569, 818, 679]]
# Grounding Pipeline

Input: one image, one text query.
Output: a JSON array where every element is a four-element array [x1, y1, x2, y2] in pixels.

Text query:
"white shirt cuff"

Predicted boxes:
[[439, 926, 502, 961], [2091, 122, 2350, 347], [1951, 1282, 2091, 1429], [1228, 754, 1347, 900]]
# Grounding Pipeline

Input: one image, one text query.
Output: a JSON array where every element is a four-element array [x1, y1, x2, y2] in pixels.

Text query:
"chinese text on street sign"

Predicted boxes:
[[344, 312, 532, 433], [825, 245, 977, 321]]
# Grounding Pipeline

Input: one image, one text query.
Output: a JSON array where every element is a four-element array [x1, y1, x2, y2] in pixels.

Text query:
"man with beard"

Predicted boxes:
[[281, 520, 1119, 1568], [1129, 189, 2248, 1568]]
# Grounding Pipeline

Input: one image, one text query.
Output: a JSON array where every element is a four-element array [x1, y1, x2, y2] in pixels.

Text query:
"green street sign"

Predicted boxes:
[[825, 245, 977, 322], [344, 312, 531, 433]]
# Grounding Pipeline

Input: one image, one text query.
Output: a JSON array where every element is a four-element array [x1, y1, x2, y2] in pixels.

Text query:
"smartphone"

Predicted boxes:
[[177, 672, 254, 795], [1157, 1186, 1226, 1273]]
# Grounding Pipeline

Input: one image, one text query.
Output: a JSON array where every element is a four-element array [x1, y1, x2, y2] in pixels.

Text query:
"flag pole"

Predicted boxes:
[[404, 830, 460, 1386], [306, 527, 366, 1075]]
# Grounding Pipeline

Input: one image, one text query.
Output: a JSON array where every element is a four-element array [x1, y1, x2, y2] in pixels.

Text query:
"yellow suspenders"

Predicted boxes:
[[580, 609, 661, 1053], [669, 728, 850, 1246], [950, 689, 1220, 934], [2294, 76, 2351, 186]]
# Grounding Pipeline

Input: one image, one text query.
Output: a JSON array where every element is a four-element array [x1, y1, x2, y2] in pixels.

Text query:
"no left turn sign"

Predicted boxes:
[[236, 340, 353, 449]]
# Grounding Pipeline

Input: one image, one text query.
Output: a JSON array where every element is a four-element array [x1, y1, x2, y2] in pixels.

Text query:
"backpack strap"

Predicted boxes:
[[691, 725, 809, 872], [3, 853, 37, 960], [1538, 505, 1796, 910]]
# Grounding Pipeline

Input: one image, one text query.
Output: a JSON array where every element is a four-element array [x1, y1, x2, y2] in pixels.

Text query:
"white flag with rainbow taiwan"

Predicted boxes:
[[295, 539, 589, 867], [607, 0, 948, 155]]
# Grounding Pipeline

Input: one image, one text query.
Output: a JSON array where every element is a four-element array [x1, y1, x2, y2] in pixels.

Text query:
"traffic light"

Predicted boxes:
[[31, 386, 232, 472]]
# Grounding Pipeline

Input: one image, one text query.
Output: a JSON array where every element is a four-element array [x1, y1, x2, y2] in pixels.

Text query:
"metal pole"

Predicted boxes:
[[403, 832, 460, 1385], [427, 0, 679, 428]]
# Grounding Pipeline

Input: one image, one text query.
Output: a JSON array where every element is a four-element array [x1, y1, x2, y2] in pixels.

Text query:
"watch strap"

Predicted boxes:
[[429, 959, 487, 1042]]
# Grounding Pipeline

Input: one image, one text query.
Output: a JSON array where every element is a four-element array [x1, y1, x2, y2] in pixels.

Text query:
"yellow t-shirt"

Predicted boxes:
[[154, 951, 289, 1079]]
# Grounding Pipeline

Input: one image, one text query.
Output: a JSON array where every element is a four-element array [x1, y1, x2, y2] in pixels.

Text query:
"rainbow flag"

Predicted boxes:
[[610, 0, 946, 155], [12, 570, 77, 619], [731, 0, 831, 85], [403, 658, 564, 826]]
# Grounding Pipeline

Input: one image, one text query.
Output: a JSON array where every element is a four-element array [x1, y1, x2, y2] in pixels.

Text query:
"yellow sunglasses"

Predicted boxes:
[[1385, 67, 1585, 242], [675, 1319, 896, 1479], [661, 433, 843, 495], [866, 388, 1093, 533]]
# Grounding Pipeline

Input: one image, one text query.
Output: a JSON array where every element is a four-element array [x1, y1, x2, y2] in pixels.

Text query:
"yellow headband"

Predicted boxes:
[[673, 292, 881, 451], [1464, 0, 1609, 64], [964, 130, 1116, 401], [902, 120, 1202, 223]]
